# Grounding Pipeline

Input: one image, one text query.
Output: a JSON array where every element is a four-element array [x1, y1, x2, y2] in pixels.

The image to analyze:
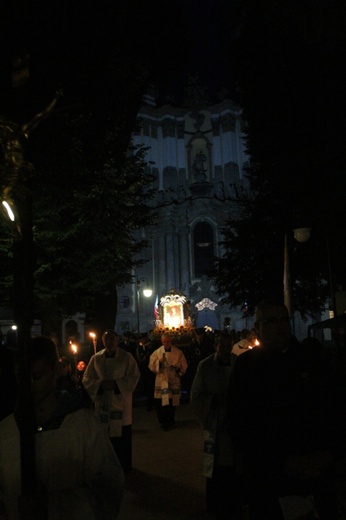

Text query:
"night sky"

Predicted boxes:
[[154, 0, 237, 105], [0, 0, 239, 118]]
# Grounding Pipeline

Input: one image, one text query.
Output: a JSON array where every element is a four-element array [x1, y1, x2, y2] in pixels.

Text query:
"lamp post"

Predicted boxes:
[[136, 278, 152, 334], [293, 226, 335, 316], [294, 225, 341, 365], [283, 227, 312, 333]]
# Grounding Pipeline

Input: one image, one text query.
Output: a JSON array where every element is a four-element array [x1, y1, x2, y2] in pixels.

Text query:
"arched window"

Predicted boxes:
[[65, 320, 78, 339], [193, 222, 214, 277]]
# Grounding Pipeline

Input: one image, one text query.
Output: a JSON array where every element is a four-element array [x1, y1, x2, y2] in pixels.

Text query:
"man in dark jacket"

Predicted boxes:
[[228, 299, 345, 520]]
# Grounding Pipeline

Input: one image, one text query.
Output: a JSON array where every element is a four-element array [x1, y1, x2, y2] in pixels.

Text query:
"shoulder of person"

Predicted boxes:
[[176, 345, 187, 357], [150, 345, 163, 355], [0, 413, 17, 434], [234, 346, 262, 368], [199, 352, 217, 368], [204, 351, 217, 363]]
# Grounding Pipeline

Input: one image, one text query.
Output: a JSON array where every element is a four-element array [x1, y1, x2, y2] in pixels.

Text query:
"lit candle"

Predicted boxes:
[[70, 342, 78, 355], [89, 332, 97, 355]]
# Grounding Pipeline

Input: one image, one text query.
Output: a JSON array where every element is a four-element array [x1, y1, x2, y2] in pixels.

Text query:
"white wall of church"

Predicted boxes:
[[116, 98, 249, 334]]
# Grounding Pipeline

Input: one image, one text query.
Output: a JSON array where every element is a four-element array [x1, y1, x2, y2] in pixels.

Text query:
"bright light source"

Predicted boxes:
[[2, 200, 15, 221], [70, 342, 78, 354], [143, 288, 153, 297], [293, 227, 311, 243]]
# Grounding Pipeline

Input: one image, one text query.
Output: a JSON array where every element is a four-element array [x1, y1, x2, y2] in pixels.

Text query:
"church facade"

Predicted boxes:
[[116, 92, 253, 334]]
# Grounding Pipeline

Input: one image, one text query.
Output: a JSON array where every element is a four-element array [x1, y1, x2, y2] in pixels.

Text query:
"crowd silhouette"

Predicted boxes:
[[1, 303, 346, 519]]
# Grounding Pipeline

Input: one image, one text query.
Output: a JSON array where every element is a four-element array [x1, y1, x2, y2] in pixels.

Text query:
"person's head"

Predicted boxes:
[[76, 359, 87, 373], [161, 333, 172, 350], [195, 328, 205, 340], [254, 299, 291, 352], [59, 356, 72, 376], [229, 329, 238, 345], [102, 330, 119, 354], [215, 333, 233, 364], [248, 328, 258, 345], [240, 329, 250, 340], [30, 335, 60, 406]]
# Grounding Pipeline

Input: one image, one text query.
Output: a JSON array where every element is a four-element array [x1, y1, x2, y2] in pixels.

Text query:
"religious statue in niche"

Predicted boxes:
[[192, 149, 207, 182]]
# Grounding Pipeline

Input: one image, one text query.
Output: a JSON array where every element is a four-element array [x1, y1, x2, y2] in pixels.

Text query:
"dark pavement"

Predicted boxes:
[[117, 397, 210, 520], [118, 397, 346, 520]]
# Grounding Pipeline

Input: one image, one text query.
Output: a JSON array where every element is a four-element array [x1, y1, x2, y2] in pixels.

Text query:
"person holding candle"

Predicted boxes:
[[82, 329, 140, 473], [230, 328, 251, 366]]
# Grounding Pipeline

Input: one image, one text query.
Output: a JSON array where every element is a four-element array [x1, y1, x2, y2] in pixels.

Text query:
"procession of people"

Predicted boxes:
[[1, 302, 345, 520]]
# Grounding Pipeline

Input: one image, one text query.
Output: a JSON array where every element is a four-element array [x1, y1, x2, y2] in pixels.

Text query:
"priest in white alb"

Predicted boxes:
[[149, 332, 188, 430], [83, 329, 140, 472]]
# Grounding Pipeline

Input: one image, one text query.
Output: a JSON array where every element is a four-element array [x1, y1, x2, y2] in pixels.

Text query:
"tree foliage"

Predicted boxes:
[[33, 116, 156, 331], [0, 0, 186, 332], [213, 0, 346, 318], [0, 108, 156, 331]]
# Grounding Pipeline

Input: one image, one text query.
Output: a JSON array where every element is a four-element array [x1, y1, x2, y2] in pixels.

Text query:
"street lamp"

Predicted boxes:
[[293, 227, 311, 243], [292, 225, 335, 317], [136, 278, 152, 334], [284, 227, 314, 328]]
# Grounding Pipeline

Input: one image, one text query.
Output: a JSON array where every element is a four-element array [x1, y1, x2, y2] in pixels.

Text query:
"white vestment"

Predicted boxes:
[[149, 345, 188, 406], [83, 348, 140, 437], [0, 409, 124, 520], [190, 353, 233, 477]]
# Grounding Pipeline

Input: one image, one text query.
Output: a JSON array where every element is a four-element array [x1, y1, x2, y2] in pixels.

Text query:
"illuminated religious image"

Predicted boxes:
[[163, 303, 184, 329]]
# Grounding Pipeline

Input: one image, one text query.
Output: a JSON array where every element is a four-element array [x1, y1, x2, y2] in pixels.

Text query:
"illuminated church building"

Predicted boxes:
[[116, 88, 251, 334]]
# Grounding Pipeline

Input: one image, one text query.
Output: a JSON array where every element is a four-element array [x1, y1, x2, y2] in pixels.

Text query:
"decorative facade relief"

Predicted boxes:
[[195, 298, 218, 311]]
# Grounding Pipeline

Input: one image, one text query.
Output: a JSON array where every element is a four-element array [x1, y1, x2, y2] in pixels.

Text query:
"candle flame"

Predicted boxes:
[[249, 339, 260, 349], [70, 342, 77, 354]]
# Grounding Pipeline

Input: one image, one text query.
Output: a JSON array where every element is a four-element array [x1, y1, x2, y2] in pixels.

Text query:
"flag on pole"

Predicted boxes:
[[283, 234, 292, 317], [154, 294, 159, 320]]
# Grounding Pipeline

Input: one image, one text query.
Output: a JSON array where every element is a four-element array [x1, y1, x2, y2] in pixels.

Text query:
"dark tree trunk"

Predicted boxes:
[[13, 189, 36, 495]]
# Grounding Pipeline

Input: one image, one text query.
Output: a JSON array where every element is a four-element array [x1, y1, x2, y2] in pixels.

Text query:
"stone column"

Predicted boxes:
[[179, 227, 190, 294], [165, 227, 175, 290], [156, 228, 166, 296]]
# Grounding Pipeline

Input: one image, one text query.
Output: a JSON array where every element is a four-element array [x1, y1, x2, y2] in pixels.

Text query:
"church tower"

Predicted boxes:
[[116, 89, 251, 333]]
